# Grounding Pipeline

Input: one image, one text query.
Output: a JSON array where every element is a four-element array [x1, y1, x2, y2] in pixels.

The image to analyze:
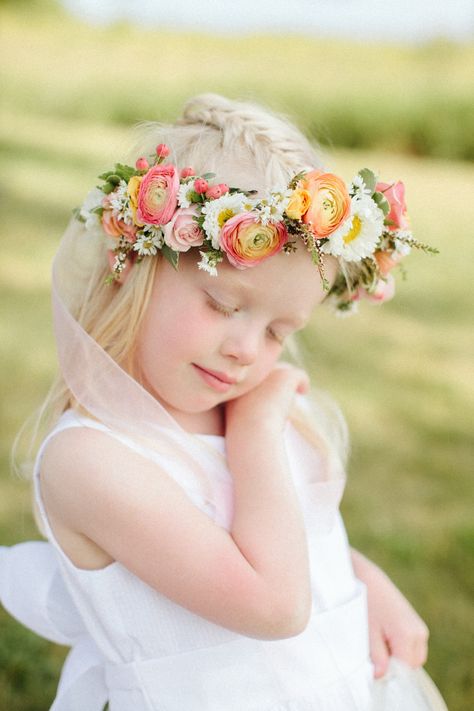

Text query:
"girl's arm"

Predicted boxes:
[[40, 366, 312, 641], [350, 548, 430, 678]]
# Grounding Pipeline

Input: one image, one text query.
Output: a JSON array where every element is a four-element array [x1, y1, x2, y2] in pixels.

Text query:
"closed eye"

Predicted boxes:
[[206, 294, 239, 318]]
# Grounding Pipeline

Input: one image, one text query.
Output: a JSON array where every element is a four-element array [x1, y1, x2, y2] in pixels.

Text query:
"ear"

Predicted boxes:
[[107, 250, 134, 284]]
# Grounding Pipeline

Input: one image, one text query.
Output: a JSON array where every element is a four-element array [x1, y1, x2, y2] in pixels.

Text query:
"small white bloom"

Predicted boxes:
[[202, 192, 248, 248], [197, 251, 219, 276], [328, 297, 359, 317], [109, 181, 129, 211], [178, 180, 195, 209], [132, 229, 163, 256], [321, 194, 384, 262], [257, 190, 291, 225], [80, 187, 103, 215], [351, 174, 372, 196]]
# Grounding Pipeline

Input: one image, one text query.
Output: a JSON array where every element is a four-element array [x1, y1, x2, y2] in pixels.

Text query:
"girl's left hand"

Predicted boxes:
[[351, 549, 430, 679]]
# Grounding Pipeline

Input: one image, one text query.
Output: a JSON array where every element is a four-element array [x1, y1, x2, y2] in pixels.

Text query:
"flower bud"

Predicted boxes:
[[135, 157, 149, 171], [156, 144, 170, 159], [194, 178, 209, 194], [180, 166, 195, 179], [205, 184, 224, 200]]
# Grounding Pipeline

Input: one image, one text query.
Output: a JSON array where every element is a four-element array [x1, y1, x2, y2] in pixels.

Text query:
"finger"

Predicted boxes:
[[369, 629, 390, 679]]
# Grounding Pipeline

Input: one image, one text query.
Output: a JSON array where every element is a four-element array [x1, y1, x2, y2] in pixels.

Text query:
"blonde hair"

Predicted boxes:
[[17, 93, 348, 485]]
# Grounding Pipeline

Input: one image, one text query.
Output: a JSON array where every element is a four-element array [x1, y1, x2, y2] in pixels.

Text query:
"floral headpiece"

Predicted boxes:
[[76, 143, 437, 315]]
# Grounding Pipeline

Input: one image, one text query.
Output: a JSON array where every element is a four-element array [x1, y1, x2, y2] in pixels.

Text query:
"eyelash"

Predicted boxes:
[[207, 296, 284, 345]]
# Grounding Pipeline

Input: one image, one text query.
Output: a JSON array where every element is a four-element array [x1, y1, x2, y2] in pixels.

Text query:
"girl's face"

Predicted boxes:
[[135, 248, 337, 433]]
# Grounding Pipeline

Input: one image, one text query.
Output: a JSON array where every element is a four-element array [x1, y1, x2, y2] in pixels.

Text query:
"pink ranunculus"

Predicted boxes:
[[219, 213, 288, 269], [163, 207, 205, 252], [136, 164, 179, 225], [376, 181, 409, 230]]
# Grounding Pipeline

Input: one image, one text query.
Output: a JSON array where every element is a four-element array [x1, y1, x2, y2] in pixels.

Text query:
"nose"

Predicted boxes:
[[220, 324, 261, 366]]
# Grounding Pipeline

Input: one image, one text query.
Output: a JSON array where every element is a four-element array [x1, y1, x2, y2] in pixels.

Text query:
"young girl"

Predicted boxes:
[[0, 94, 447, 711]]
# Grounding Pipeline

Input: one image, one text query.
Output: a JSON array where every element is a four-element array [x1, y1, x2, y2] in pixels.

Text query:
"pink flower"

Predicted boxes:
[[376, 181, 409, 230], [163, 207, 204, 252], [366, 274, 396, 304], [194, 178, 209, 194], [136, 164, 179, 225], [350, 274, 396, 304], [219, 213, 288, 269], [135, 157, 149, 171], [180, 167, 195, 179], [374, 249, 403, 276], [156, 143, 170, 159]]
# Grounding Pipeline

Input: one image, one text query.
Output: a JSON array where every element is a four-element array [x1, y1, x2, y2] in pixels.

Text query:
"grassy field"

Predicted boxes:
[[1, 3, 473, 710]]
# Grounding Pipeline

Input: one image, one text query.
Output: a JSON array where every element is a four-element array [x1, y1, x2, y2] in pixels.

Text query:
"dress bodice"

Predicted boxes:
[[32, 409, 374, 711]]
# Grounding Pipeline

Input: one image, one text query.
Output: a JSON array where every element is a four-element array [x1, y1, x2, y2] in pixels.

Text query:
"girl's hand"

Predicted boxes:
[[226, 364, 310, 435], [351, 549, 430, 678]]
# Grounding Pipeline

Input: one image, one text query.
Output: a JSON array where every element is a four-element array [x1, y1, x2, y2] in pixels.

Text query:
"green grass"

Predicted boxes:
[[1, 3, 473, 709]]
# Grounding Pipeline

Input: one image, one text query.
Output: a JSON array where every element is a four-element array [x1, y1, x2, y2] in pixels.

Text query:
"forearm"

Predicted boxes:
[[227, 424, 311, 627], [351, 548, 395, 595]]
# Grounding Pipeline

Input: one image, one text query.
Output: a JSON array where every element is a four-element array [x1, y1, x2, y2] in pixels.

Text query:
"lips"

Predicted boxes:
[[192, 364, 237, 393]]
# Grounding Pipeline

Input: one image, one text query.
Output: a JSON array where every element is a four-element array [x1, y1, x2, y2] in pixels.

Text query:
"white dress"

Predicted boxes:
[[0, 410, 448, 711]]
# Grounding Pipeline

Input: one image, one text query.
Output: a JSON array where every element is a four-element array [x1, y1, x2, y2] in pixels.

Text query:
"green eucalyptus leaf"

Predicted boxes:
[[107, 174, 121, 186], [102, 182, 115, 195], [373, 191, 390, 216], [358, 168, 376, 193], [201, 172, 216, 181], [161, 244, 179, 270]]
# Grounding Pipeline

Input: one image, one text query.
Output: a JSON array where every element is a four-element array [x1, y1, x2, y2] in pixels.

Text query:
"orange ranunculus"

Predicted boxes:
[[285, 188, 311, 220], [219, 213, 288, 269], [302, 170, 351, 238]]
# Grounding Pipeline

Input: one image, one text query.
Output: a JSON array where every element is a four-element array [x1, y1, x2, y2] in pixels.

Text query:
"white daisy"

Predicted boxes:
[[177, 180, 195, 209], [202, 192, 249, 248], [132, 229, 163, 256], [197, 251, 219, 276], [321, 194, 384, 262]]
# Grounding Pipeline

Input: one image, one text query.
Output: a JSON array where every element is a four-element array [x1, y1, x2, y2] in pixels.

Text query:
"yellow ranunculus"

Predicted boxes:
[[127, 175, 143, 225], [285, 188, 311, 220]]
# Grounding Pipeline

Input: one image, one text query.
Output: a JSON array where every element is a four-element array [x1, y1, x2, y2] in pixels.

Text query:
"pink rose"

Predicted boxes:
[[163, 207, 204, 252], [136, 164, 179, 225], [367, 274, 396, 304], [351, 274, 396, 304], [219, 213, 288, 269], [376, 181, 409, 230]]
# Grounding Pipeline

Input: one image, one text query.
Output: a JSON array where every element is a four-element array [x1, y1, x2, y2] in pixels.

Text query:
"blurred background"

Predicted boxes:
[[1, 0, 473, 709]]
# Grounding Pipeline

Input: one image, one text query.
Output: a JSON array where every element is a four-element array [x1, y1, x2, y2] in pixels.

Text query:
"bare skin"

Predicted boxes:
[[40, 248, 430, 664]]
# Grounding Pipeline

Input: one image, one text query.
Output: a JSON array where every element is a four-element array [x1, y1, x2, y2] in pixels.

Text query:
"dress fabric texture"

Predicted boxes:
[[0, 410, 448, 711]]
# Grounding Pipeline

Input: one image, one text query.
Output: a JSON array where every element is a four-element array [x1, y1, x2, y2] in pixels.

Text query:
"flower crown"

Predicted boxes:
[[76, 143, 437, 315]]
